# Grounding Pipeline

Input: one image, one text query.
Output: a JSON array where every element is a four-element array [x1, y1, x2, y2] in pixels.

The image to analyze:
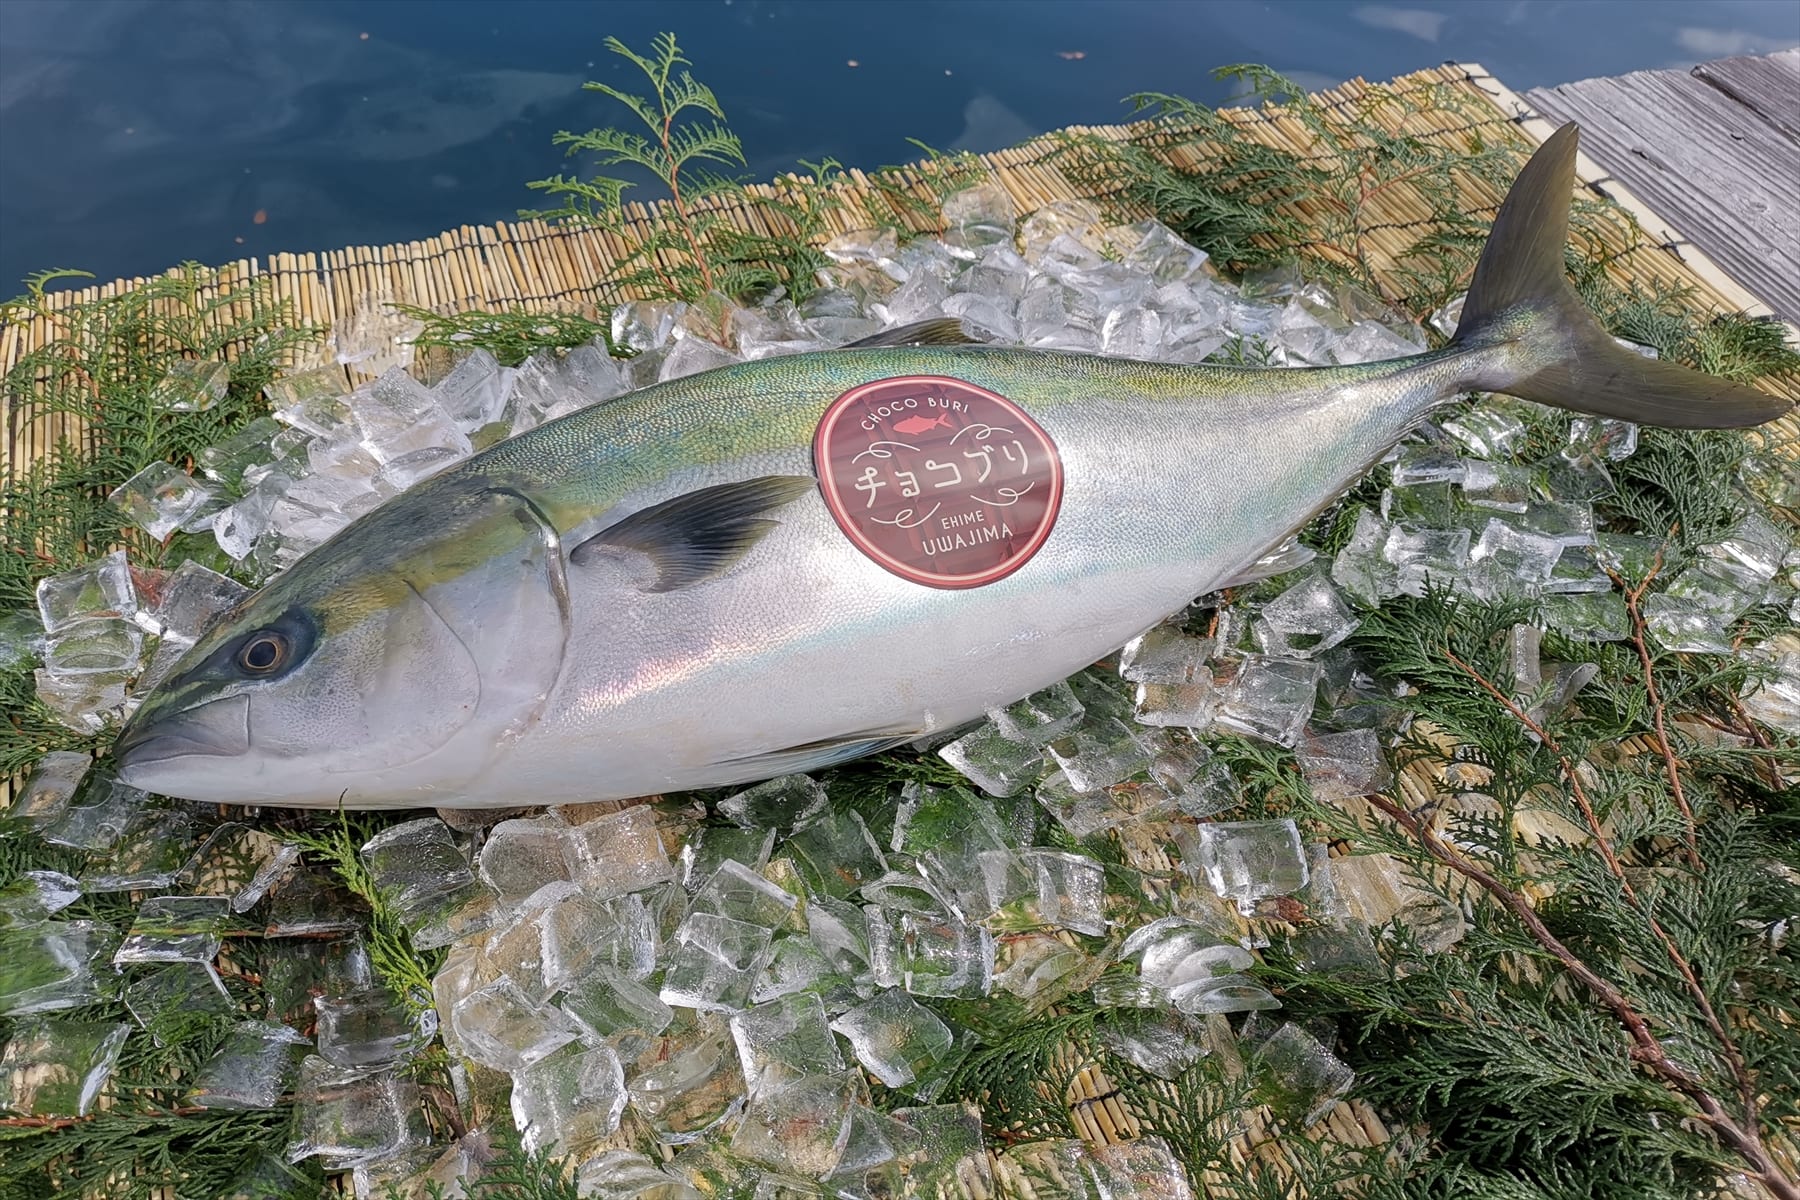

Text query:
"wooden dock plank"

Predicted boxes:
[[1694, 49, 1800, 140], [1525, 50, 1800, 325]]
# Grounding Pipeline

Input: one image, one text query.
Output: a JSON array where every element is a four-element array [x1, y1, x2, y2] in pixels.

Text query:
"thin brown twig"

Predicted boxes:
[[1361, 787, 1796, 1199], [1442, 647, 1774, 1187], [1606, 539, 1702, 869]]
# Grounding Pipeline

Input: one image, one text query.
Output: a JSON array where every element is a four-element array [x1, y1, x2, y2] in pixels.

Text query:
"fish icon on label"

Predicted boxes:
[[892, 413, 953, 436]]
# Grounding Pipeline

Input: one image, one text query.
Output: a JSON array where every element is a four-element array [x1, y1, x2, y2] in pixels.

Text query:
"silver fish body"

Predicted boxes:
[[112, 126, 1791, 808]]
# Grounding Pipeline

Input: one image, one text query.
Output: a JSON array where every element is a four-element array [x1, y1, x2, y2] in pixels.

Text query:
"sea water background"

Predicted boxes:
[[0, 0, 1795, 290]]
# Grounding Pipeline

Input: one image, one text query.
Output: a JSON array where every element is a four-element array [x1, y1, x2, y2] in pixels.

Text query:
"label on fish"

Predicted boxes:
[[813, 375, 1063, 589]]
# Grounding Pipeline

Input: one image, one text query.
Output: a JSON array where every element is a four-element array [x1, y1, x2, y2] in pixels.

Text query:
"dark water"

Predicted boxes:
[[1, 0, 1794, 292]]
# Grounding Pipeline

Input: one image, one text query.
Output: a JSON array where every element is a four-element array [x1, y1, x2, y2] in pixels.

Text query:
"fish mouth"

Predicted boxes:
[[114, 694, 252, 774]]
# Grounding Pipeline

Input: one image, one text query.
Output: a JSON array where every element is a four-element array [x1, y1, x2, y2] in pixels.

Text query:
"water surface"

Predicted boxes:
[[0, 0, 1793, 289]]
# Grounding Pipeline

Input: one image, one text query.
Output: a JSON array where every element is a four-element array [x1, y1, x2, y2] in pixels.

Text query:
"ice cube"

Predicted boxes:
[[1740, 650, 1800, 735], [0, 870, 82, 923], [625, 1021, 746, 1144], [157, 359, 230, 412], [1103, 307, 1165, 359], [1441, 405, 1525, 458], [1019, 199, 1105, 262], [679, 825, 775, 891], [1564, 417, 1638, 465], [193, 1021, 310, 1109], [14, 751, 91, 825], [543, 889, 657, 991], [1332, 320, 1424, 364], [80, 803, 205, 892], [1121, 219, 1210, 284], [659, 333, 744, 383], [1383, 525, 1470, 596], [1239, 261, 1302, 302], [560, 965, 672, 1040], [286, 1057, 418, 1164], [43, 618, 142, 677], [1705, 512, 1790, 583], [558, 806, 674, 902], [1295, 729, 1391, 802], [941, 291, 1020, 343], [197, 417, 282, 488], [729, 992, 845, 1089], [718, 774, 828, 835], [0, 1018, 131, 1117], [938, 722, 1043, 797], [1331, 510, 1398, 604], [114, 895, 229, 965], [108, 461, 223, 540], [212, 484, 283, 561], [1045, 717, 1153, 792], [477, 815, 572, 908], [36, 770, 139, 849], [348, 367, 472, 464], [691, 863, 799, 928], [1389, 446, 1465, 488], [978, 849, 1106, 936], [451, 977, 580, 1071], [1470, 519, 1564, 583], [1190, 819, 1309, 912], [829, 988, 952, 1090], [36, 550, 137, 634], [987, 680, 1086, 745], [315, 986, 436, 1068], [864, 907, 994, 998], [330, 297, 423, 375], [0, 920, 118, 1015], [1213, 656, 1322, 747], [784, 809, 888, 899], [1254, 574, 1358, 659], [117, 963, 229, 1048], [141, 560, 247, 643], [358, 817, 480, 928], [941, 182, 1016, 254], [729, 1068, 865, 1177], [434, 348, 514, 431], [511, 1042, 626, 1160], [1521, 499, 1596, 548], [1250, 1022, 1355, 1126], [1122, 916, 1253, 990], [265, 366, 353, 435], [1642, 595, 1733, 654], [1120, 622, 1208, 684], [612, 300, 685, 353], [1460, 459, 1533, 512], [576, 1152, 702, 1199]]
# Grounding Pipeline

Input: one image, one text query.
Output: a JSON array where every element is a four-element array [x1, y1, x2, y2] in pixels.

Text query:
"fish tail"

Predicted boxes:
[[1448, 123, 1789, 430]]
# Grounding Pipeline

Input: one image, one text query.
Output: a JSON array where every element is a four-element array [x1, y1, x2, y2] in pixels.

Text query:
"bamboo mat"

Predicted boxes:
[[4, 60, 1797, 1195]]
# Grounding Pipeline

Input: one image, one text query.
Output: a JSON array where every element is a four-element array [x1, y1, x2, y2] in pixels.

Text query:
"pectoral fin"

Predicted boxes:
[[1216, 539, 1318, 589], [570, 475, 816, 592], [718, 727, 922, 775]]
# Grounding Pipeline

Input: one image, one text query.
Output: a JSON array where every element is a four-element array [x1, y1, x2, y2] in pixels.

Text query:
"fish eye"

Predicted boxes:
[[237, 630, 290, 675]]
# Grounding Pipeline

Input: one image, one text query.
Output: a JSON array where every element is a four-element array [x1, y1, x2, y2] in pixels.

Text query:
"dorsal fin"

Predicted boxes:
[[570, 475, 815, 592], [843, 317, 984, 348]]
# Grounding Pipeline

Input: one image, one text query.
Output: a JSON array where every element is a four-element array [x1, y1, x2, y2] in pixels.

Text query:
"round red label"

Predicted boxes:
[[814, 375, 1063, 589]]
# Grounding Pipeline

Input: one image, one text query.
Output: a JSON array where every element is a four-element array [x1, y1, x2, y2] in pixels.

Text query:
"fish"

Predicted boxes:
[[112, 125, 1790, 809], [891, 413, 954, 436]]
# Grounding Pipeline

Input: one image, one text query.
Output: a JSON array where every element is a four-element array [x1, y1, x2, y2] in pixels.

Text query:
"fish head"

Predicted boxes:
[[114, 478, 570, 806]]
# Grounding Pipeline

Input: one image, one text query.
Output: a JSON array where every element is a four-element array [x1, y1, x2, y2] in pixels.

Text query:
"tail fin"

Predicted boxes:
[[1450, 123, 1790, 430]]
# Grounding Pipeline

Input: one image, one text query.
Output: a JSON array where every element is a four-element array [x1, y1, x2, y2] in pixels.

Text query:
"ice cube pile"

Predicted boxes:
[[5, 177, 1799, 1198]]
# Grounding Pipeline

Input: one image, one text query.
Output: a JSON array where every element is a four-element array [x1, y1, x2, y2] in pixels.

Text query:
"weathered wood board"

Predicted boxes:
[[1526, 49, 1800, 325]]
